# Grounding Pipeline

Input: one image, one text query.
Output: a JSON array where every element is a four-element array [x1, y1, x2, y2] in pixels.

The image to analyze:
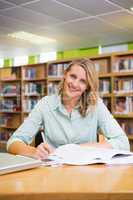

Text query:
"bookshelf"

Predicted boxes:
[[0, 67, 21, 150], [111, 51, 133, 151], [0, 63, 47, 150], [90, 55, 112, 112], [0, 51, 133, 151], [21, 63, 47, 120]]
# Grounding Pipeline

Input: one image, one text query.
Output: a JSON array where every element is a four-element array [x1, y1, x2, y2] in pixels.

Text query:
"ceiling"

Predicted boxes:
[[0, 0, 133, 58]]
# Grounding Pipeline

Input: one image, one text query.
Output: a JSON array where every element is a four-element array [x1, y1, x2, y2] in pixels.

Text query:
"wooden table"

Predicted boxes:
[[0, 165, 133, 200]]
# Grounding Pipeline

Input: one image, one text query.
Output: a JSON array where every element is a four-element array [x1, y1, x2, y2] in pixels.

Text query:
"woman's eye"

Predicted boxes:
[[80, 79, 86, 85], [70, 74, 76, 79]]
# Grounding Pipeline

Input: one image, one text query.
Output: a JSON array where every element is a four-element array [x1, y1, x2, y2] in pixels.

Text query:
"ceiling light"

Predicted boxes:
[[8, 31, 56, 45]]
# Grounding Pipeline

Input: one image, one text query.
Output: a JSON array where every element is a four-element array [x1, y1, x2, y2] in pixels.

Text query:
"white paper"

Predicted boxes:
[[106, 155, 133, 165], [48, 144, 133, 165]]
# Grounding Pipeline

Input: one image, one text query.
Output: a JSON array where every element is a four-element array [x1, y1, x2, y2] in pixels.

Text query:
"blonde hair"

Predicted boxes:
[[58, 58, 99, 117]]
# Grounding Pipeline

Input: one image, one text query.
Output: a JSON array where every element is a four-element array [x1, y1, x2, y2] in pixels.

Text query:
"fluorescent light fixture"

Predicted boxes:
[[8, 31, 56, 44], [99, 44, 128, 54], [14, 56, 28, 66], [40, 52, 56, 62], [0, 58, 4, 68]]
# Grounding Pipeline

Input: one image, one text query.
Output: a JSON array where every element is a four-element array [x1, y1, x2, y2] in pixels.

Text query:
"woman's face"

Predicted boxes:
[[63, 64, 87, 100]]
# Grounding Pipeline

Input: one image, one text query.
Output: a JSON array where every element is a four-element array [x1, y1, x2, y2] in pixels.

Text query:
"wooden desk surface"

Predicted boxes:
[[0, 165, 133, 200]]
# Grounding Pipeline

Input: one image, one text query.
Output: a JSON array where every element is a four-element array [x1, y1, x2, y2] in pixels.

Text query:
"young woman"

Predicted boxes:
[[7, 58, 129, 159]]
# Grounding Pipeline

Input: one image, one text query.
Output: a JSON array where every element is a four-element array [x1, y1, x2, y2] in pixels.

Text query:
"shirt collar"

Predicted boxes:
[[53, 95, 80, 111], [50, 94, 81, 119]]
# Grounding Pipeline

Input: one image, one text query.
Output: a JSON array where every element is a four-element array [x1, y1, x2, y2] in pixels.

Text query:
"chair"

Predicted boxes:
[[35, 130, 43, 147]]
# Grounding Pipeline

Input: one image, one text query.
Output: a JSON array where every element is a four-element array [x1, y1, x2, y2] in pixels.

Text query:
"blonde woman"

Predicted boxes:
[[7, 58, 129, 159]]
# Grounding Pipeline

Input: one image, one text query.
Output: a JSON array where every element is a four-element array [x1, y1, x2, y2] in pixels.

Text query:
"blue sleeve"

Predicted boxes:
[[97, 98, 130, 150]]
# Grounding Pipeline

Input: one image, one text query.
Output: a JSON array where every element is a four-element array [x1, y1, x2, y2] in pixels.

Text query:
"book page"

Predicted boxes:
[[48, 144, 133, 165], [106, 155, 133, 165]]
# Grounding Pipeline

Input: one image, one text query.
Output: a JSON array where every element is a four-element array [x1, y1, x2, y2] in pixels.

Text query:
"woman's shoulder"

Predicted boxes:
[[96, 97, 110, 114], [95, 97, 105, 110], [97, 97, 103, 105]]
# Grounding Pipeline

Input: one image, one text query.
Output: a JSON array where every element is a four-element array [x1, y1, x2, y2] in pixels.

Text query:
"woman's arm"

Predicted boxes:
[[8, 140, 54, 159], [7, 98, 54, 159], [8, 141, 37, 157], [97, 98, 130, 150]]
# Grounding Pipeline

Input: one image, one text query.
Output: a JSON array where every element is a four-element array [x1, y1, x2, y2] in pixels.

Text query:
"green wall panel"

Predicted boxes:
[[128, 42, 133, 50], [28, 55, 39, 64], [79, 47, 98, 57], [57, 47, 98, 60], [57, 51, 64, 59], [4, 59, 13, 67]]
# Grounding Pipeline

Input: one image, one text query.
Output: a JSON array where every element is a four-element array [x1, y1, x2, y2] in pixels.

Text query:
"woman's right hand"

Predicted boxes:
[[34, 143, 54, 160]]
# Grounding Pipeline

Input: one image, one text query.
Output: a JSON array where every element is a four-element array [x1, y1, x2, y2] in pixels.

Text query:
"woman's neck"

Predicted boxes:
[[62, 95, 79, 113]]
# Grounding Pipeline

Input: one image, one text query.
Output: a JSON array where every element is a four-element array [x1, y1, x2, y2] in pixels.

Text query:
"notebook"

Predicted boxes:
[[0, 153, 42, 175], [48, 144, 133, 165]]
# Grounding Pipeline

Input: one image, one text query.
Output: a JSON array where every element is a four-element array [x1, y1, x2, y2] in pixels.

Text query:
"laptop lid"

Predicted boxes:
[[0, 153, 41, 175]]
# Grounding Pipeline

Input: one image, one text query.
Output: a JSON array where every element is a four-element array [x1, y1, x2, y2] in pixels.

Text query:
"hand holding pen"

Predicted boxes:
[[35, 130, 54, 160]]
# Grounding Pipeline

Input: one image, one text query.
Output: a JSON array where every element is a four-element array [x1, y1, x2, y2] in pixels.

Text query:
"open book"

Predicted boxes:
[[47, 144, 133, 165], [0, 153, 42, 175]]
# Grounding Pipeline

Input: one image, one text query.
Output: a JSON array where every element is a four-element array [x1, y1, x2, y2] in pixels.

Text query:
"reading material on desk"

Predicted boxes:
[[47, 144, 133, 165], [0, 153, 42, 175]]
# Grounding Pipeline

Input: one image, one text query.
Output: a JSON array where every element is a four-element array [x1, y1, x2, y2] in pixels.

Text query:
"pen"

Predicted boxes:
[[40, 129, 45, 143]]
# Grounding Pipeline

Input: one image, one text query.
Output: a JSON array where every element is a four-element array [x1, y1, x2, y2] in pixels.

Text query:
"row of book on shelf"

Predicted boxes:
[[0, 130, 12, 142], [114, 79, 133, 93], [0, 115, 13, 127], [0, 99, 21, 112], [99, 80, 110, 94], [23, 83, 44, 96], [114, 97, 133, 114], [119, 121, 133, 135], [48, 63, 68, 77], [114, 57, 133, 72], [0, 84, 20, 96], [22, 68, 37, 79], [22, 99, 39, 112]]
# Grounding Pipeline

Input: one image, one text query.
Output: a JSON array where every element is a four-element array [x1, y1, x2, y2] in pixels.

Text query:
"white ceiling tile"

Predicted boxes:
[[56, 0, 121, 15], [0, 14, 35, 32], [99, 31, 133, 45], [0, 0, 14, 9], [48, 18, 122, 36], [5, 0, 34, 5], [100, 11, 133, 29], [23, 0, 88, 21], [109, 0, 133, 9], [0, 7, 62, 27]]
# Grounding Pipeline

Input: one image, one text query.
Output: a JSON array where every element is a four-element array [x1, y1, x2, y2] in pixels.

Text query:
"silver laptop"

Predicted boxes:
[[0, 153, 42, 175]]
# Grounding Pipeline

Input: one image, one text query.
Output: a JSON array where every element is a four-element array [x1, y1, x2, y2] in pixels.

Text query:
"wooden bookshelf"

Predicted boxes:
[[0, 51, 133, 151], [0, 63, 47, 150], [21, 63, 47, 120], [0, 67, 21, 150]]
